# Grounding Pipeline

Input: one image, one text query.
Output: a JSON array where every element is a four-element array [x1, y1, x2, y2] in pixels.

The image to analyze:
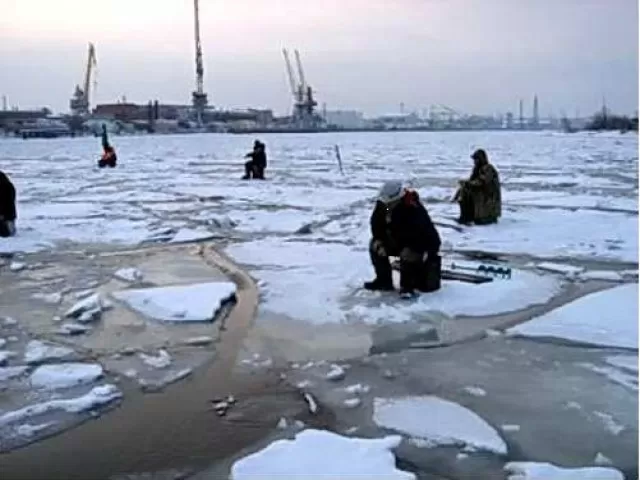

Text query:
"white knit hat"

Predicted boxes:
[[378, 180, 405, 204]]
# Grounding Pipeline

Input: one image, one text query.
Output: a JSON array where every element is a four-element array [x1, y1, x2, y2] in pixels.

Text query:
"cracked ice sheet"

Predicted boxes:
[[504, 462, 623, 480], [509, 284, 639, 349], [112, 282, 236, 322], [230, 429, 414, 479], [226, 239, 561, 325], [229, 209, 327, 234], [373, 396, 507, 455]]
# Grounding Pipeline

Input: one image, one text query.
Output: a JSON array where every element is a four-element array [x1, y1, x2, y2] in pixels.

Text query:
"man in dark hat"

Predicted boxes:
[[0, 170, 17, 237], [364, 180, 441, 298], [454, 149, 501, 225], [242, 140, 267, 180]]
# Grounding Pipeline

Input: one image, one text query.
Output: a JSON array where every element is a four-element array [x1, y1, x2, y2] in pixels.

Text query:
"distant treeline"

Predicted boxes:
[[585, 111, 638, 132]]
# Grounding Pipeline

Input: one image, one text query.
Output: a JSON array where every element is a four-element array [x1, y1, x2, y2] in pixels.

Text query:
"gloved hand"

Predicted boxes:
[[371, 239, 387, 257], [400, 247, 422, 263]]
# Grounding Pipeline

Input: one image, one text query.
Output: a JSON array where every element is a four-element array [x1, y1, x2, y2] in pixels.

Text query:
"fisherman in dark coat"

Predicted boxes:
[[242, 140, 267, 180], [364, 180, 441, 298], [0, 170, 17, 237], [98, 124, 117, 168], [454, 149, 501, 225]]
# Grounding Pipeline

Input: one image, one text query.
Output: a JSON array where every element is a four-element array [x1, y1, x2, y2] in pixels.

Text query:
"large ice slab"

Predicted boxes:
[[231, 429, 415, 479], [30, 363, 104, 390], [508, 284, 638, 349], [504, 461, 624, 480], [373, 395, 507, 455], [24, 340, 74, 364], [113, 282, 237, 322]]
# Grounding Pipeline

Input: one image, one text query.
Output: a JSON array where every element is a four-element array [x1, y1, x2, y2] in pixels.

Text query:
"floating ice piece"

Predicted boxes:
[[508, 284, 638, 349], [296, 380, 312, 389], [373, 395, 507, 455], [579, 270, 623, 282], [501, 424, 521, 432], [621, 269, 639, 280], [277, 417, 288, 429], [0, 366, 28, 381], [0, 384, 122, 428], [3, 316, 17, 326], [112, 282, 236, 322], [504, 461, 623, 480], [303, 393, 318, 414], [170, 227, 216, 244], [30, 363, 104, 389], [139, 350, 172, 369], [183, 336, 214, 346], [24, 340, 74, 364], [56, 323, 91, 336], [326, 364, 346, 381], [536, 262, 585, 276], [9, 262, 26, 272], [593, 411, 625, 435], [344, 398, 362, 408], [32, 292, 63, 304], [344, 383, 370, 395], [114, 267, 144, 283], [463, 386, 487, 397], [0, 350, 15, 365], [65, 293, 113, 320], [15, 422, 54, 437], [230, 429, 414, 480], [139, 368, 192, 391], [594, 452, 613, 466], [72, 289, 95, 300], [0, 338, 5, 349]]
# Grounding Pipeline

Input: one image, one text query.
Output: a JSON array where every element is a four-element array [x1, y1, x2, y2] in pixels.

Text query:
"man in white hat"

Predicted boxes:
[[365, 180, 441, 298]]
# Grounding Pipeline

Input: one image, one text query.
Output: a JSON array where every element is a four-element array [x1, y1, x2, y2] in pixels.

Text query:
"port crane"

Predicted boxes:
[[282, 48, 319, 128], [192, 0, 208, 127], [69, 43, 97, 116]]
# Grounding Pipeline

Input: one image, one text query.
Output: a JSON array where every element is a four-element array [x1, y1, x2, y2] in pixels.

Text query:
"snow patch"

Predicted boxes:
[[139, 350, 172, 369], [32, 292, 63, 304], [112, 282, 236, 322], [170, 227, 216, 244], [114, 267, 144, 282], [30, 363, 103, 389], [230, 429, 414, 480], [509, 284, 638, 349], [504, 461, 623, 480], [373, 396, 507, 455], [9, 262, 26, 272]]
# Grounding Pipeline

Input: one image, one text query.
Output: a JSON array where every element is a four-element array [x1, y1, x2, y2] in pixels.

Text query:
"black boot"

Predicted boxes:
[[399, 261, 421, 299], [364, 278, 394, 291], [366, 239, 394, 291]]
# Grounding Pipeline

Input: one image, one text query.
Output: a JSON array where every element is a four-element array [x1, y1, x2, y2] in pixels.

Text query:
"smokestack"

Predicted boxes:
[[154, 100, 160, 120], [519, 99, 524, 129], [533, 95, 539, 127], [1, 95, 6, 111]]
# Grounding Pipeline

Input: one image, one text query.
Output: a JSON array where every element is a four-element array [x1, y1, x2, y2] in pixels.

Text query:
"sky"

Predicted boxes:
[[0, 0, 638, 117]]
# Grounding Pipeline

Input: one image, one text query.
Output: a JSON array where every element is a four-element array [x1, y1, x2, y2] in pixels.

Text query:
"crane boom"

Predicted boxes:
[[83, 43, 97, 103], [294, 49, 307, 90], [282, 49, 298, 98], [193, 0, 204, 94]]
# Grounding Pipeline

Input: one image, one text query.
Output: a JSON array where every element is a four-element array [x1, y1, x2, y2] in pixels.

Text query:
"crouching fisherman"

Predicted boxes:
[[0, 170, 17, 237], [98, 124, 117, 168], [453, 148, 501, 225], [242, 140, 267, 180], [364, 180, 442, 298]]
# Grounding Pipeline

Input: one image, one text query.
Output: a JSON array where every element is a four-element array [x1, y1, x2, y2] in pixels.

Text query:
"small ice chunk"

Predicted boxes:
[[456, 453, 469, 460], [72, 289, 95, 300], [52, 315, 62, 323], [0, 384, 122, 428], [485, 329, 502, 337], [536, 262, 584, 276], [183, 336, 214, 346], [30, 363, 104, 389], [463, 386, 487, 397], [296, 380, 313, 389], [579, 270, 623, 282], [9, 262, 26, 272], [566, 401, 582, 410], [594, 452, 613, 466], [303, 392, 319, 414], [15, 422, 54, 437], [344, 383, 370, 395], [65, 293, 112, 319], [139, 350, 172, 369], [277, 417, 288, 429], [7, 336, 18, 342], [0, 366, 28, 381], [326, 364, 346, 381], [123, 369, 138, 378], [0, 338, 6, 348], [593, 411, 625, 435], [504, 461, 624, 480], [114, 267, 144, 283], [3, 317, 18, 326], [56, 323, 91, 336], [344, 398, 362, 409], [24, 340, 74, 364], [0, 350, 16, 365], [501, 424, 521, 432], [32, 292, 63, 304]]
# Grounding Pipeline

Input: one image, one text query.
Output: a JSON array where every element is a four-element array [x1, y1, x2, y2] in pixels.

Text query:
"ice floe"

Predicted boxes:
[[504, 461, 623, 480], [30, 363, 104, 389], [24, 340, 74, 365], [114, 267, 144, 282]]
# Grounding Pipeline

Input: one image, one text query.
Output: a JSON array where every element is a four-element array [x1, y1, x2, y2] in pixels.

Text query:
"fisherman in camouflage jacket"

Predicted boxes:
[[455, 149, 501, 225]]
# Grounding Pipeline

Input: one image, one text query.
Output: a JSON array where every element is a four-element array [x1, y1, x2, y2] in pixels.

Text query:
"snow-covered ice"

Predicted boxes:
[[31, 292, 63, 304], [112, 282, 236, 322], [579, 270, 624, 282], [0, 366, 28, 382], [139, 350, 172, 369], [230, 429, 415, 479], [504, 461, 624, 480], [24, 340, 74, 364], [30, 363, 104, 389], [536, 262, 585, 276], [169, 227, 216, 244], [373, 395, 507, 455], [64, 293, 113, 320], [114, 267, 144, 282], [509, 284, 638, 349], [0, 384, 122, 428], [0, 350, 15, 365]]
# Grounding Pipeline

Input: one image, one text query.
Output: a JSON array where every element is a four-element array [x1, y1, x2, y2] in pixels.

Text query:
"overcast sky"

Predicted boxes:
[[1, 0, 637, 117]]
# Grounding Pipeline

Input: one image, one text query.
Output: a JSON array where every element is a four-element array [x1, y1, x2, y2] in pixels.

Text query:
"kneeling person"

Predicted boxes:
[[364, 180, 441, 298]]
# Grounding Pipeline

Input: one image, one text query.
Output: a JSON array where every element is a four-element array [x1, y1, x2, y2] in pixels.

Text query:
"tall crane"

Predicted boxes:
[[282, 48, 319, 128], [192, 0, 208, 127], [69, 43, 97, 116]]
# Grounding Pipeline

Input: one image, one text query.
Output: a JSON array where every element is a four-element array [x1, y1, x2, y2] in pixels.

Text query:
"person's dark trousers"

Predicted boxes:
[[417, 254, 441, 292], [253, 165, 265, 179], [369, 239, 394, 287], [243, 161, 255, 179], [458, 189, 474, 224], [399, 248, 424, 293], [0, 220, 10, 238]]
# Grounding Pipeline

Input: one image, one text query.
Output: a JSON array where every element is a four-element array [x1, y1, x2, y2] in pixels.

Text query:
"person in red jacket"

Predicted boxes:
[[97, 124, 117, 168]]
